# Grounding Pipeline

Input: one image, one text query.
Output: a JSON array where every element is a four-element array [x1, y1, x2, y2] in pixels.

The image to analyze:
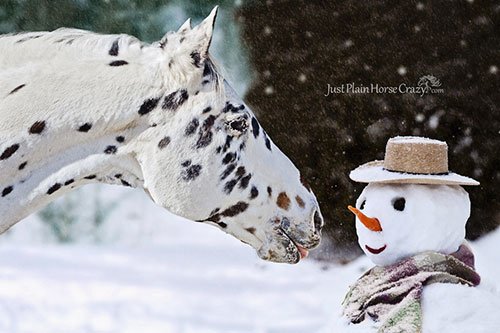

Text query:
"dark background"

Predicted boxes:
[[238, 0, 500, 260], [1, 0, 498, 261]]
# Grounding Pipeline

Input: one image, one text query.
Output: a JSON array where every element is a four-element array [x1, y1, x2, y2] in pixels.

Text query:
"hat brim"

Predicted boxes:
[[350, 161, 480, 186]]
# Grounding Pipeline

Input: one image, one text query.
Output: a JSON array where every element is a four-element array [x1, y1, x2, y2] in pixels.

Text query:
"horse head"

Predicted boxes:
[[137, 7, 324, 263]]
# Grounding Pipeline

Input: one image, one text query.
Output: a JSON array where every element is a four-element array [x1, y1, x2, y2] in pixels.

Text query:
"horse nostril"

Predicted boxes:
[[313, 210, 323, 231]]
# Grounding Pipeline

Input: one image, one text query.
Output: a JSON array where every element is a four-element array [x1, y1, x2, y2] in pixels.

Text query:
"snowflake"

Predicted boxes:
[[264, 86, 274, 95]]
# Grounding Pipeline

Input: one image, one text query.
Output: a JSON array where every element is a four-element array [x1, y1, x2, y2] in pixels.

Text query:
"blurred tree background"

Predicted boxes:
[[1, 0, 498, 260]]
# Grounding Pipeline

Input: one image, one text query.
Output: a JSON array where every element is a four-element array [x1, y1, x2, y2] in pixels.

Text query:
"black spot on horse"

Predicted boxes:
[[185, 118, 199, 136], [64, 179, 74, 186], [163, 89, 188, 111], [216, 146, 222, 154], [218, 222, 228, 228], [221, 164, 236, 180], [203, 61, 214, 77], [222, 152, 236, 165], [267, 186, 272, 197], [209, 208, 220, 216], [265, 137, 272, 151], [78, 123, 92, 132], [235, 166, 246, 178], [190, 51, 202, 68], [109, 60, 128, 66], [47, 183, 62, 195], [18, 161, 27, 170], [1, 144, 20, 160], [9, 84, 26, 95], [158, 136, 171, 149], [224, 179, 238, 194], [116, 136, 125, 143], [29, 121, 46, 134], [228, 118, 248, 132], [196, 129, 213, 149], [121, 179, 132, 187], [245, 227, 256, 235], [160, 37, 168, 49], [202, 106, 212, 114], [104, 145, 117, 154], [138, 97, 161, 115], [250, 186, 259, 199], [16, 35, 41, 43], [2, 186, 13, 197], [182, 164, 202, 181], [203, 115, 216, 129], [222, 102, 240, 113], [195, 115, 216, 149], [251, 118, 260, 138], [239, 174, 252, 189], [199, 208, 221, 223], [181, 160, 192, 167], [220, 201, 249, 217], [114, 174, 122, 179], [84, 175, 97, 180], [222, 136, 232, 153], [109, 39, 119, 56]]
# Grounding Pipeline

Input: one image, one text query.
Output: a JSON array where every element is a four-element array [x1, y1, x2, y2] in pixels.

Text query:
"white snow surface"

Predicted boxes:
[[0, 188, 499, 333]]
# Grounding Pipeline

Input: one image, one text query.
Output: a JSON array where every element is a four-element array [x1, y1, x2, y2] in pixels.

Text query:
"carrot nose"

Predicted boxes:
[[347, 205, 383, 232]]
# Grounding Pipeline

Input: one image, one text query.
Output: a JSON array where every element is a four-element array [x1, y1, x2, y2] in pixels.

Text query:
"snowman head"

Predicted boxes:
[[348, 136, 479, 266], [349, 183, 470, 266]]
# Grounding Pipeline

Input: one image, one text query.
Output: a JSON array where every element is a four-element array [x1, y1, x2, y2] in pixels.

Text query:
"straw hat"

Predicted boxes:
[[349, 136, 479, 186]]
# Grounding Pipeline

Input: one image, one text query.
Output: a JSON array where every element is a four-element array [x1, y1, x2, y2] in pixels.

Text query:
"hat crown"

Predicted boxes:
[[384, 136, 449, 175]]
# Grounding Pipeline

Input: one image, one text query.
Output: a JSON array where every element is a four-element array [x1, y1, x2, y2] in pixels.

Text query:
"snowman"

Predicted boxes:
[[340, 136, 500, 333]]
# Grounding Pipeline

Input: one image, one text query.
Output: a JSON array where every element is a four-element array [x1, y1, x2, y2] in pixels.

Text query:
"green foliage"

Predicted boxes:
[[0, 0, 238, 41], [37, 186, 125, 243], [38, 189, 80, 243]]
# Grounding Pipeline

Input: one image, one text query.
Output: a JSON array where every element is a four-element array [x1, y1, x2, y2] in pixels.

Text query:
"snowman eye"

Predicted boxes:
[[359, 199, 366, 210], [392, 197, 406, 211]]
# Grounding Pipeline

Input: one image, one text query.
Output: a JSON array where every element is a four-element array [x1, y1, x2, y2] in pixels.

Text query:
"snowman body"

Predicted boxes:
[[334, 282, 500, 333], [340, 183, 500, 333]]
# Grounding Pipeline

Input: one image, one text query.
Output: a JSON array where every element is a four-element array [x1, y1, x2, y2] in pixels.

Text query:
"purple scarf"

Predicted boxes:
[[343, 243, 481, 333]]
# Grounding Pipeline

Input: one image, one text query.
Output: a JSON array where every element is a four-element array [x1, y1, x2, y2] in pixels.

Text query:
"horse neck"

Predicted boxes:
[[0, 32, 192, 232], [0, 114, 152, 233]]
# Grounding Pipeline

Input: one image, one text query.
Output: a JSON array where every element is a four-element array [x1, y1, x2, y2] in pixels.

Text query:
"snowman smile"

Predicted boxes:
[[365, 244, 387, 254]]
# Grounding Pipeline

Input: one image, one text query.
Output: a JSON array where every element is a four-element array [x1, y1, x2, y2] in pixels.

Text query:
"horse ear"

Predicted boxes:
[[190, 6, 218, 57], [178, 18, 192, 33]]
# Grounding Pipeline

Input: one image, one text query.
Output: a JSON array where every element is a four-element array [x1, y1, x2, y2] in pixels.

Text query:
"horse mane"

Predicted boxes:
[[0, 28, 146, 66], [0, 28, 225, 95]]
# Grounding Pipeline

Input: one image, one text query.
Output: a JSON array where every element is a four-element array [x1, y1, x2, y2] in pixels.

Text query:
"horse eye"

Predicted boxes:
[[359, 199, 366, 210], [226, 117, 248, 134], [392, 197, 406, 211]]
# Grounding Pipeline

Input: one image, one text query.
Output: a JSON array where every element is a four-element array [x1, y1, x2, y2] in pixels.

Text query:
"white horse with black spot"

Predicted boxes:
[[0, 7, 323, 264]]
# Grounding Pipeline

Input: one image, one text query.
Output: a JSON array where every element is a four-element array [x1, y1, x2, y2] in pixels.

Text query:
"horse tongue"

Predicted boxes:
[[297, 245, 309, 259]]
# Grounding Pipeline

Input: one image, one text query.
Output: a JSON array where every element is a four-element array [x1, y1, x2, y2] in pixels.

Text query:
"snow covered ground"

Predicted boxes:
[[0, 188, 499, 333]]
